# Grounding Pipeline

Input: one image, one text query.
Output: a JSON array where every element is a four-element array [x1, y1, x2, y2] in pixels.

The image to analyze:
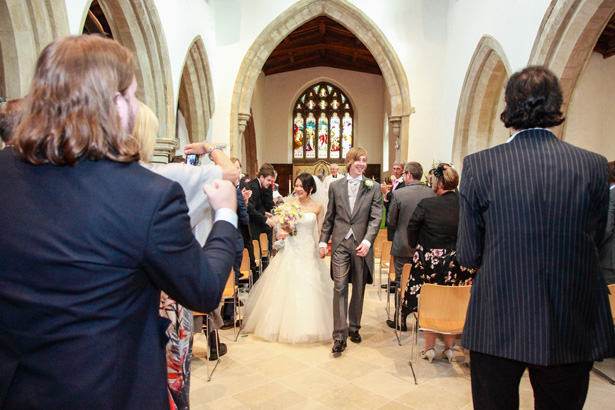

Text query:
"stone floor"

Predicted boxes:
[[189, 278, 615, 409]]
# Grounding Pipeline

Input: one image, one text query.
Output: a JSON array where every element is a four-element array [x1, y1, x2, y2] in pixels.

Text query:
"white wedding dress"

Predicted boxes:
[[243, 212, 333, 343]]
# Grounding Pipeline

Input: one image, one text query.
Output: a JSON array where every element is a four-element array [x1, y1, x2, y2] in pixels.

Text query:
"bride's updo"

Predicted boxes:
[[295, 172, 316, 195]]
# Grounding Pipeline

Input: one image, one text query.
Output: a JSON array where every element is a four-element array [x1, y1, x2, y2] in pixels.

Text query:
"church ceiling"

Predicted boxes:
[[594, 11, 615, 59], [262, 16, 382, 76]]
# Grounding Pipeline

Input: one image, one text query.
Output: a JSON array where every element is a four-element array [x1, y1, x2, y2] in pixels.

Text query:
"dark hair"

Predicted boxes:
[[0, 98, 26, 143], [13, 35, 138, 165], [431, 163, 459, 190], [295, 172, 316, 195], [405, 161, 423, 180], [609, 161, 615, 184], [500, 66, 565, 130], [257, 164, 275, 178]]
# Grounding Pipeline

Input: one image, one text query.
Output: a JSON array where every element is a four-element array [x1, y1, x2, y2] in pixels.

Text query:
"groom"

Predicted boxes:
[[319, 147, 383, 354]]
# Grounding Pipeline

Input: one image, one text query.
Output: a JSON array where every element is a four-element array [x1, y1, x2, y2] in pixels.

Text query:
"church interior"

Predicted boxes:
[[2, 0, 615, 408]]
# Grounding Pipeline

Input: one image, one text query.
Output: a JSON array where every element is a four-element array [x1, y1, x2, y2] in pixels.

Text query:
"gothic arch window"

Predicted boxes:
[[293, 82, 353, 163]]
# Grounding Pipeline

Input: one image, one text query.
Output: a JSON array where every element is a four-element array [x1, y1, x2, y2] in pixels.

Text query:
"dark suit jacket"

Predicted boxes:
[[0, 150, 236, 409], [599, 188, 615, 270], [457, 129, 615, 366], [246, 178, 273, 239], [387, 181, 434, 257], [408, 191, 459, 250], [384, 179, 405, 241]]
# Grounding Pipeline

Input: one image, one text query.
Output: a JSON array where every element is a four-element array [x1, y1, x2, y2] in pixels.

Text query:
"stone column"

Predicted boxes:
[[150, 137, 177, 164]]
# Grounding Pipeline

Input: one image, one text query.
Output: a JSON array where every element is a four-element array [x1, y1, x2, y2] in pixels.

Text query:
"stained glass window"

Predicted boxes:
[[292, 82, 353, 163]]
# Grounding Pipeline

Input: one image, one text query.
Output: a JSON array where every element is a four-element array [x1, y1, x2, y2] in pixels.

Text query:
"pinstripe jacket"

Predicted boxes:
[[457, 128, 615, 366]]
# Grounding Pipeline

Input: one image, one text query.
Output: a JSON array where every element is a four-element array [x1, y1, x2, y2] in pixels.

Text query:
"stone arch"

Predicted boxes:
[[177, 36, 215, 145], [452, 36, 511, 167], [90, 0, 174, 162], [529, 0, 615, 138], [0, 0, 69, 99], [230, 0, 411, 159]]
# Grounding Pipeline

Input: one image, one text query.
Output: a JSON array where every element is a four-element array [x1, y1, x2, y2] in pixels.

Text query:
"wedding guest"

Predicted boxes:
[[323, 162, 341, 192], [599, 160, 615, 284], [247, 164, 277, 276], [132, 101, 238, 408], [0, 34, 237, 410], [381, 160, 406, 242], [400, 164, 475, 362], [458, 66, 615, 409]]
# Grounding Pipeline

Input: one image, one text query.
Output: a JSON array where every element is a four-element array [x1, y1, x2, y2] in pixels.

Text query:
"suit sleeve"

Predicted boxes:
[[456, 156, 485, 268], [247, 182, 267, 225], [143, 181, 236, 313], [387, 192, 400, 229], [319, 183, 337, 243], [364, 185, 383, 245], [407, 201, 425, 248], [602, 193, 615, 246]]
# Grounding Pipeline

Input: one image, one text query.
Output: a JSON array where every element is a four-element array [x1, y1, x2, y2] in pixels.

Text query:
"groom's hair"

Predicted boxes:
[[345, 147, 367, 170]]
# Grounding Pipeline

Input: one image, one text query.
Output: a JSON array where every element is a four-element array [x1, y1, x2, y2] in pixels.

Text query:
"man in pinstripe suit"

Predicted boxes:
[[457, 66, 615, 410]]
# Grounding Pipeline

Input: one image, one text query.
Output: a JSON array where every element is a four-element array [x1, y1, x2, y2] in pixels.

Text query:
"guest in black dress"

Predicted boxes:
[[401, 163, 475, 363]]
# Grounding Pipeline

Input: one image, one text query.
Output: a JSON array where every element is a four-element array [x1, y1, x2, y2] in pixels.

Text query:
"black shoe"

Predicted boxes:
[[332, 340, 347, 353], [381, 282, 398, 289], [386, 319, 407, 332], [348, 330, 362, 343], [209, 342, 227, 361], [220, 319, 242, 330]]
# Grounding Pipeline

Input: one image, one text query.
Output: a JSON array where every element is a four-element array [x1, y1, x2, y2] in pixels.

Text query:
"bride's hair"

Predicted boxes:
[[295, 172, 316, 195]]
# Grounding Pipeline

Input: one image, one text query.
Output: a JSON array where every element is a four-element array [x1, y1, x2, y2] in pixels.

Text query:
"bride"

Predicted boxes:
[[242, 172, 333, 343]]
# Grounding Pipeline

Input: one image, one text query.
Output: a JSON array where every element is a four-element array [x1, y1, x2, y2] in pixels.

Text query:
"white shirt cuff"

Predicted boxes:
[[214, 208, 238, 228], [361, 239, 371, 249], [319, 242, 328, 248]]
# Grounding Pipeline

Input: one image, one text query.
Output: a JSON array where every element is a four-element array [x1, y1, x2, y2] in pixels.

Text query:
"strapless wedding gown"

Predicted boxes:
[[243, 212, 333, 343]]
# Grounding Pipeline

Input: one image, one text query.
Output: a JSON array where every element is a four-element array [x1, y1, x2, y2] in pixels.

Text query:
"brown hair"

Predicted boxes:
[[132, 101, 159, 162], [13, 35, 139, 166], [0, 98, 26, 143], [432, 163, 459, 191], [257, 163, 275, 178], [608, 161, 615, 184], [345, 147, 367, 170]]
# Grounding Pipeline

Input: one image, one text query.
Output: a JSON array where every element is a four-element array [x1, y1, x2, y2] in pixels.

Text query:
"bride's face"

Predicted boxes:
[[294, 179, 309, 200]]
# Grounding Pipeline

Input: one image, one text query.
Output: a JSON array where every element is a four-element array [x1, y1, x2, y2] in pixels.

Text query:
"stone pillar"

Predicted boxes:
[[150, 137, 177, 164]]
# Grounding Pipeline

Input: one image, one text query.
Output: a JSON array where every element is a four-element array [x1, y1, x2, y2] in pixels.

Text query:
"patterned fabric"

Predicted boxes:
[[401, 244, 475, 314], [160, 292, 194, 410]]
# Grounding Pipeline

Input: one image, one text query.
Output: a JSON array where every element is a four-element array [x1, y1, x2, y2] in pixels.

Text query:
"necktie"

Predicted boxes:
[[348, 179, 360, 213]]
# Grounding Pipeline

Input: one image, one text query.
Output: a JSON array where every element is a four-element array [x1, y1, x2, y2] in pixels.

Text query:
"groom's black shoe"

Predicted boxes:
[[348, 330, 362, 343], [332, 340, 347, 353]]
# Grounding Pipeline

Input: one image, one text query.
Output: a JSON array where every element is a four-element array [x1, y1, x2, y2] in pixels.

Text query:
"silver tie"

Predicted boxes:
[[348, 179, 360, 213]]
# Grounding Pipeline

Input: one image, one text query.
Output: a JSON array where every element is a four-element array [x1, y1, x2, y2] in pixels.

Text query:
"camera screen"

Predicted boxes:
[[186, 154, 198, 166]]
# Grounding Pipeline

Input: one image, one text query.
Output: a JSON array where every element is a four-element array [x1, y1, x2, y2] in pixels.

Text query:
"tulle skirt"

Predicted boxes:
[[242, 236, 333, 344]]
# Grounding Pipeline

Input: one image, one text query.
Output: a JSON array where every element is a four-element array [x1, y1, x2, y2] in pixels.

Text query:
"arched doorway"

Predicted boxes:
[[230, 0, 411, 161], [452, 36, 511, 167]]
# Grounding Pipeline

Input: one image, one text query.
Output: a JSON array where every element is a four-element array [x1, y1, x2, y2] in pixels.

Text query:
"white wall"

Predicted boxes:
[[566, 52, 615, 160], [250, 67, 384, 166]]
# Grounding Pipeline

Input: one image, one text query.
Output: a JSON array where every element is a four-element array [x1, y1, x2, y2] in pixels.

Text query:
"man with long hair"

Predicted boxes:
[[0, 35, 237, 409]]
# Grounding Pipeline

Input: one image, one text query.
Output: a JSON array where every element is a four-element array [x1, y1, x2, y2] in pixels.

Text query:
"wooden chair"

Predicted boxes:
[[252, 239, 261, 280], [408, 284, 472, 384], [386, 254, 395, 318], [220, 270, 241, 342], [259, 232, 269, 261], [394, 263, 413, 345], [373, 230, 387, 260], [377, 241, 392, 300], [592, 284, 615, 384], [239, 248, 252, 288]]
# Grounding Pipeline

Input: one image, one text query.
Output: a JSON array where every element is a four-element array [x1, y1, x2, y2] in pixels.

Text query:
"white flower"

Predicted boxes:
[[364, 180, 373, 189]]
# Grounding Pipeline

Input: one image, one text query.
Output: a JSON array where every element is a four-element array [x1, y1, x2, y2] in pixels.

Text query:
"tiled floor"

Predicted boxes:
[[189, 279, 615, 409]]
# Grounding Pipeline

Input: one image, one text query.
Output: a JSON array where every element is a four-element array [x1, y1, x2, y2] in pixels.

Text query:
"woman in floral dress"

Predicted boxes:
[[400, 164, 475, 363]]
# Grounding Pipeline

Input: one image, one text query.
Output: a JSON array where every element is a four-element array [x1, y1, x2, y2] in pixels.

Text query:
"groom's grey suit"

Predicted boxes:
[[320, 176, 383, 341]]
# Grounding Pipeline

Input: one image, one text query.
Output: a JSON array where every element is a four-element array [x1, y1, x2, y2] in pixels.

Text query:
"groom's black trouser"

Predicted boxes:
[[331, 236, 367, 341]]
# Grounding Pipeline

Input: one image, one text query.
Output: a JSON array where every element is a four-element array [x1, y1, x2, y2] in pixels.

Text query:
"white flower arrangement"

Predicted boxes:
[[364, 180, 373, 189], [274, 202, 302, 236]]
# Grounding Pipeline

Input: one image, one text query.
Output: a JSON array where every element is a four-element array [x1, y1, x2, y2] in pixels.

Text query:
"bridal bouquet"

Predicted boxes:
[[274, 202, 302, 236]]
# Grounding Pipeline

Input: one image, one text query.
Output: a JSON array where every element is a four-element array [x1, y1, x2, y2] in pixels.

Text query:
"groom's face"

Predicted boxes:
[[348, 155, 367, 178]]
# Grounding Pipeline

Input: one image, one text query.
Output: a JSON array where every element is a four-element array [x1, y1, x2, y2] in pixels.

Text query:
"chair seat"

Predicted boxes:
[[419, 317, 465, 334]]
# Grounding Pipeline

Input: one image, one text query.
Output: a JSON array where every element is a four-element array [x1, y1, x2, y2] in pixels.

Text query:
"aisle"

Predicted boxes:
[[189, 282, 615, 410]]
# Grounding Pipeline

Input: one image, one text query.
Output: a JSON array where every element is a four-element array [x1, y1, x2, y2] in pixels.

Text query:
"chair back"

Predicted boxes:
[[381, 241, 392, 268], [374, 231, 386, 258], [388, 255, 396, 282], [609, 284, 615, 326], [259, 232, 269, 256], [417, 284, 471, 334], [399, 263, 412, 298], [221, 271, 236, 299], [239, 248, 250, 279]]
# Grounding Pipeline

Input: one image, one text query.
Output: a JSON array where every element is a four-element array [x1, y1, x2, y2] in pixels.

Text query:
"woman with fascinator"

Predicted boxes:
[[400, 164, 476, 363]]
